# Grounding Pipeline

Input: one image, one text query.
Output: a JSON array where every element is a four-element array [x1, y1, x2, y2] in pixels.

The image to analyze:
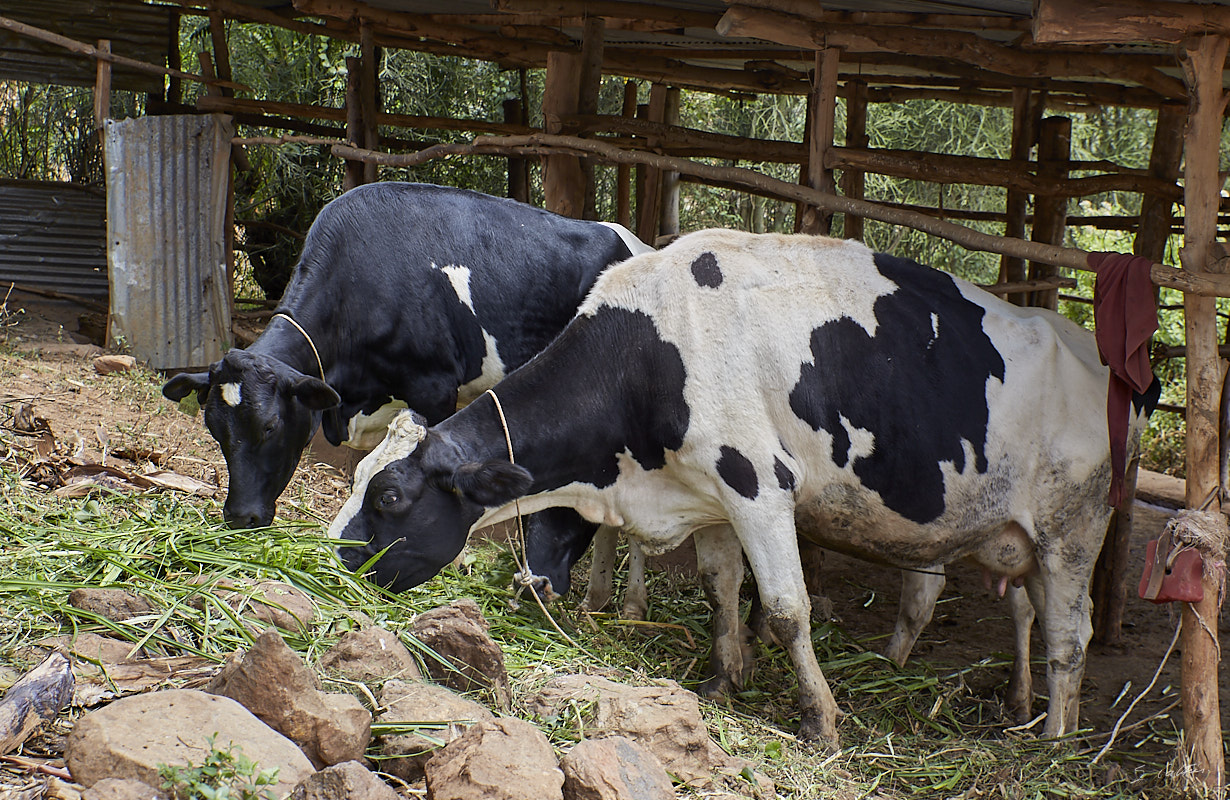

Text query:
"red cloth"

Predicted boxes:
[[1089, 252, 1158, 507]]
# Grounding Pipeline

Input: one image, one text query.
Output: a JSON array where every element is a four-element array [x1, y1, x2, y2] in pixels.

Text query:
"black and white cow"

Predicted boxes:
[[328, 229, 1156, 744], [161, 182, 650, 577]]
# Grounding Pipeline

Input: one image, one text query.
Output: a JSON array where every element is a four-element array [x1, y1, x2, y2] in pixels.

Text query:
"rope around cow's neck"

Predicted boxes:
[[272, 313, 324, 381], [484, 388, 588, 654]]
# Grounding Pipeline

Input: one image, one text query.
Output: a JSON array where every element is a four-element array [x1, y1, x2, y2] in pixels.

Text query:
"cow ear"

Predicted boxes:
[[291, 376, 341, 410], [449, 461, 533, 507], [163, 371, 211, 402]]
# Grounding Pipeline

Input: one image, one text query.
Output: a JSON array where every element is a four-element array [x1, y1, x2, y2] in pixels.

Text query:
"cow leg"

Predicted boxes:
[[1005, 581, 1038, 723], [883, 568, 945, 667], [735, 514, 838, 746], [693, 525, 750, 696], [580, 526, 618, 613], [1035, 539, 1099, 737], [620, 539, 648, 620]]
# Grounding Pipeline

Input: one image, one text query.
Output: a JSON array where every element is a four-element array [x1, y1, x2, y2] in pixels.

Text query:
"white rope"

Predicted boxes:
[[272, 312, 324, 380]]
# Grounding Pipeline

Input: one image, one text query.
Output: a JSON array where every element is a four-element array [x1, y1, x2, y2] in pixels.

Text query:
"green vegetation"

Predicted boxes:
[[158, 734, 280, 800]]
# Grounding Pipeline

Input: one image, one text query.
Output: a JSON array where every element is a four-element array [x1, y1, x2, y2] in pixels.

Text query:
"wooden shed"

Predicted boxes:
[[2, 0, 1229, 790]]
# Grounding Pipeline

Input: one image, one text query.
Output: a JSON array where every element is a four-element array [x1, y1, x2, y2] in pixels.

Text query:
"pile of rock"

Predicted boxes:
[[42, 590, 775, 800]]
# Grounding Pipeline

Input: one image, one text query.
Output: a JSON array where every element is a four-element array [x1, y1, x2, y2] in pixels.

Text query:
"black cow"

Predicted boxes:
[[162, 182, 649, 591]]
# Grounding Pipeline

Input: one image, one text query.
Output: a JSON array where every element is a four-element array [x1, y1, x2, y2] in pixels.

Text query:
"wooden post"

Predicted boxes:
[[999, 87, 1043, 306], [616, 79, 637, 228], [799, 46, 839, 235], [578, 16, 604, 220], [343, 55, 365, 191], [207, 13, 250, 178], [504, 98, 529, 203], [166, 10, 181, 106], [1178, 33, 1227, 795], [794, 94, 813, 233], [360, 22, 379, 184], [93, 39, 111, 132], [659, 87, 682, 238], [543, 51, 584, 218], [1027, 115, 1070, 309], [1091, 103, 1186, 646], [636, 84, 668, 244], [840, 78, 868, 241]]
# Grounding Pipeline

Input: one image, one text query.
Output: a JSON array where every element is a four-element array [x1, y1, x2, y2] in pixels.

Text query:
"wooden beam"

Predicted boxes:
[[999, 87, 1042, 306], [717, 5, 1188, 98], [1034, 0, 1230, 45], [360, 22, 379, 184], [636, 84, 668, 243], [492, 0, 722, 29], [841, 78, 868, 241], [579, 16, 604, 221], [343, 55, 364, 190], [1027, 116, 1071, 309], [616, 80, 637, 228], [503, 97, 529, 204], [722, 2, 1032, 32], [1178, 33, 1228, 795], [659, 87, 681, 237], [93, 39, 111, 132], [336, 133, 1230, 297], [1136, 104, 1186, 263], [543, 51, 585, 218], [800, 47, 839, 235]]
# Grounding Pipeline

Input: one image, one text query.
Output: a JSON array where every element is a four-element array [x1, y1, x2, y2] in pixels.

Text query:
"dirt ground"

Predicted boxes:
[[1, 290, 1225, 767]]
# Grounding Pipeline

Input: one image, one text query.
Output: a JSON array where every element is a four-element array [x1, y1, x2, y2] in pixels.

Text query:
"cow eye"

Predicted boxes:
[[377, 489, 400, 509]]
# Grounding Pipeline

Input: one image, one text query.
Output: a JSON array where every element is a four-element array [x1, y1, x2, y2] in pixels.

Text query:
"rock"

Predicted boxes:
[[375, 679, 495, 782], [527, 675, 771, 795], [289, 761, 398, 800], [184, 577, 316, 632], [93, 355, 137, 375], [35, 633, 143, 663], [64, 689, 313, 798], [67, 589, 154, 623], [318, 627, 422, 683], [81, 778, 166, 800], [560, 737, 674, 800], [207, 630, 371, 768], [424, 717, 563, 800], [411, 600, 510, 709]]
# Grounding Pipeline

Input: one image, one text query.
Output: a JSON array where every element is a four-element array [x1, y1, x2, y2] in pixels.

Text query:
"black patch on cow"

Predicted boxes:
[[788, 252, 1005, 524], [691, 252, 723, 288], [500, 305, 689, 490], [773, 457, 795, 491], [716, 445, 759, 499]]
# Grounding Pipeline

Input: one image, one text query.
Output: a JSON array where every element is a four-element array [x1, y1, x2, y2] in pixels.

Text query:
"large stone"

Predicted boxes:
[[64, 689, 313, 798], [318, 627, 421, 683], [411, 600, 510, 709], [424, 718, 563, 800], [67, 589, 154, 623], [375, 679, 495, 782], [81, 779, 166, 800], [288, 761, 397, 800], [207, 630, 371, 768], [185, 577, 316, 632], [527, 675, 771, 796], [560, 737, 674, 800]]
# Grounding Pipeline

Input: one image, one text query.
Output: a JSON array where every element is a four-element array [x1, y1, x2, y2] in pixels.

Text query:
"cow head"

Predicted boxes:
[[162, 349, 340, 528], [329, 410, 532, 592]]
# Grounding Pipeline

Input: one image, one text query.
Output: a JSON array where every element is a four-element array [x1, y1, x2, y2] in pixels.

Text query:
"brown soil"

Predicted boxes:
[[2, 290, 1224, 771]]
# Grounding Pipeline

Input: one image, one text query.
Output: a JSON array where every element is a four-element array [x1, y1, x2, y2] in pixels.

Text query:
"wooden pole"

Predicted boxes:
[[343, 55, 365, 191], [93, 39, 111, 132], [794, 91, 813, 233], [636, 84, 668, 243], [840, 78, 868, 241], [1137, 104, 1186, 263], [360, 22, 379, 185], [198, 51, 236, 304], [660, 87, 681, 237], [999, 87, 1042, 306], [800, 46, 839, 235], [543, 51, 585, 217], [1027, 116, 1070, 309], [616, 79, 637, 228], [578, 16, 604, 220], [1178, 33, 1227, 795], [166, 10, 181, 105], [503, 98, 529, 203]]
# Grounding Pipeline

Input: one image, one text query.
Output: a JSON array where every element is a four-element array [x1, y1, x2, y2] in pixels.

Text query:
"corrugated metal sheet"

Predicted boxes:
[[0, 0, 172, 92], [0, 179, 108, 296], [105, 113, 232, 370]]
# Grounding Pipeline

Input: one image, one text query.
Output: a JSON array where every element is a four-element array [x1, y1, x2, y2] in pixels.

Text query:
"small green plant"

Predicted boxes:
[[158, 734, 280, 800]]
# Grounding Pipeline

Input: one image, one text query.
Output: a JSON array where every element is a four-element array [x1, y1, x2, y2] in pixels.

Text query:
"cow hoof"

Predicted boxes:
[[698, 673, 737, 699], [797, 712, 839, 749]]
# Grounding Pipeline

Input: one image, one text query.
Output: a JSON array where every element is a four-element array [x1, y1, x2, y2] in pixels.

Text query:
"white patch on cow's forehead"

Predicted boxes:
[[327, 410, 427, 539], [438, 264, 475, 312], [221, 382, 242, 407]]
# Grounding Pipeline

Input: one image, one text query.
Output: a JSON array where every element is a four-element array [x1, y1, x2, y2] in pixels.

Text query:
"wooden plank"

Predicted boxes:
[[503, 98, 529, 204], [93, 39, 110, 132], [1034, 0, 1230, 44], [492, 0, 721, 29], [343, 55, 364, 191], [999, 87, 1040, 306], [616, 80, 637, 228], [1027, 116, 1071, 309], [578, 16, 604, 220], [1136, 104, 1185, 263], [1178, 33, 1227, 795], [636, 84, 667, 243], [543, 51, 584, 218], [800, 47, 839, 235], [840, 78, 867, 241], [360, 22, 378, 184], [659, 87, 681, 237]]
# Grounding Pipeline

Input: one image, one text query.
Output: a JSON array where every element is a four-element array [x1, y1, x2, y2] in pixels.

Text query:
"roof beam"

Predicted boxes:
[[1033, 0, 1230, 45]]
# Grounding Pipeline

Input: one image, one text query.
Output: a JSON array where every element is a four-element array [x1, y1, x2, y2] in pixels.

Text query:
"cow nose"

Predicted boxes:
[[224, 507, 269, 529]]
